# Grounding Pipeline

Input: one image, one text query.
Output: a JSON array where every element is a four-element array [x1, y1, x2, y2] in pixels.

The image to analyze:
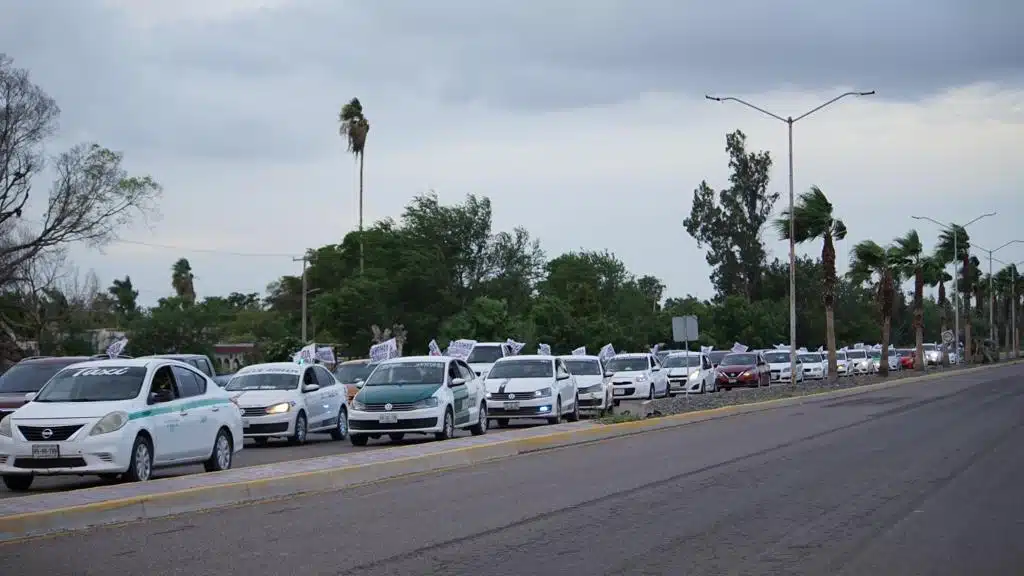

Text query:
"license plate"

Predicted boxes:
[[613, 389, 627, 396], [504, 401, 520, 410], [728, 378, 737, 383], [379, 413, 399, 424], [32, 444, 59, 459]]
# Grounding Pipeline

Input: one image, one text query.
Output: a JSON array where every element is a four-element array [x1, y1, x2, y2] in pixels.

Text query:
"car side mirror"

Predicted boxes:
[[23, 392, 36, 402], [557, 373, 570, 381], [148, 390, 173, 404], [355, 381, 365, 389], [604, 371, 614, 377], [354, 377, 364, 384], [450, 377, 466, 387], [302, 384, 320, 393]]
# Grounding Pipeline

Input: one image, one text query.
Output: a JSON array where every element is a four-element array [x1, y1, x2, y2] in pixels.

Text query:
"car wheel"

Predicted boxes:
[[349, 434, 369, 446], [647, 385, 654, 400], [204, 428, 233, 472], [125, 435, 153, 482], [435, 408, 455, 440], [547, 397, 562, 425], [2, 475, 33, 492], [388, 433, 406, 442], [470, 403, 488, 435], [566, 395, 580, 422], [289, 412, 307, 445], [330, 407, 348, 440]]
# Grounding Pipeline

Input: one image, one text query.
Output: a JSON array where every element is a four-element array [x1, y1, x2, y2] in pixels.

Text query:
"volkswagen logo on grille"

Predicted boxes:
[[41, 428, 53, 439], [507, 393, 515, 400], [384, 403, 393, 411]]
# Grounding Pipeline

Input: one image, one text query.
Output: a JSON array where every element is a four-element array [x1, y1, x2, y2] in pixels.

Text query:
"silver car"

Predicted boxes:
[[844, 349, 872, 375]]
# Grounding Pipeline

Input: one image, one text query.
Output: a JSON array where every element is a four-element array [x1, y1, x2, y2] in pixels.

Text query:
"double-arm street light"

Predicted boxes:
[[972, 240, 1024, 341], [911, 213, 997, 360], [706, 90, 875, 381]]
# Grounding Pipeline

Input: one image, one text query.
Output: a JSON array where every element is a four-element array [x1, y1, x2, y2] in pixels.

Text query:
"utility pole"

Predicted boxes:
[[293, 254, 309, 343]]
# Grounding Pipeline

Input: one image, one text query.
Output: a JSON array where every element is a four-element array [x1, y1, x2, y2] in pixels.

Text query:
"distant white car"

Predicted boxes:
[[225, 362, 348, 445], [486, 356, 579, 425], [835, 350, 852, 377], [466, 342, 513, 379], [922, 343, 941, 366], [798, 353, 828, 380], [761, 350, 804, 384], [845, 349, 873, 375], [559, 355, 612, 415], [868, 350, 901, 372], [605, 353, 669, 401], [0, 358, 243, 491], [662, 351, 716, 393]]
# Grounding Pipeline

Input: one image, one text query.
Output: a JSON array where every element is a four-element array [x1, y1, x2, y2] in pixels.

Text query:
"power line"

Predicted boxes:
[[110, 239, 299, 258]]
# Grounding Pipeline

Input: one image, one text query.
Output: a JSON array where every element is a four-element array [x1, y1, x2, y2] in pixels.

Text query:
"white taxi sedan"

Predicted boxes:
[[605, 353, 669, 401], [485, 356, 580, 425], [662, 351, 717, 393], [0, 358, 243, 492], [559, 355, 611, 415], [225, 362, 348, 445]]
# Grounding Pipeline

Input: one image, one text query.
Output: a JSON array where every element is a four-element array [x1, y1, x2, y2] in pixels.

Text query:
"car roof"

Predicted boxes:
[[142, 353, 206, 359], [235, 362, 306, 373], [612, 353, 650, 358], [495, 355, 551, 362], [380, 356, 447, 364], [473, 342, 505, 347], [665, 351, 701, 357], [63, 358, 165, 370], [340, 359, 371, 366], [557, 354, 600, 361], [16, 356, 93, 366]]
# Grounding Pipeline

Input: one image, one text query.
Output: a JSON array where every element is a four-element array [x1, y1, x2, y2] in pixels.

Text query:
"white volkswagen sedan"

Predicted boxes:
[[225, 362, 348, 446], [348, 356, 488, 445], [606, 353, 669, 401], [845, 349, 873, 375], [559, 355, 611, 415], [798, 352, 828, 380], [663, 351, 717, 393], [485, 356, 579, 426], [0, 358, 243, 492]]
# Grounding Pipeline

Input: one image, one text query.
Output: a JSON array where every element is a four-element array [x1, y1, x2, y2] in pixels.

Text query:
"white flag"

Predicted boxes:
[[572, 346, 586, 356], [700, 345, 713, 354], [428, 339, 442, 356], [446, 339, 476, 360], [650, 344, 660, 357], [598, 343, 616, 362], [730, 342, 748, 353], [798, 347, 808, 353], [854, 343, 865, 349], [315, 346, 336, 364], [774, 343, 788, 350], [537, 343, 552, 356], [505, 338, 526, 355], [369, 338, 399, 362], [817, 346, 824, 353], [106, 338, 128, 358], [293, 343, 317, 364]]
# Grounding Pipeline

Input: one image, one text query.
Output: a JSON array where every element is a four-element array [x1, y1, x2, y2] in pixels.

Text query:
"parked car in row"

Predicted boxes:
[[559, 355, 612, 415], [334, 358, 378, 402], [662, 351, 716, 394], [466, 341, 513, 379], [716, 352, 770, 390], [606, 353, 669, 401], [486, 355, 580, 425], [797, 352, 828, 380], [845, 348, 873, 375], [761, 350, 803, 384]]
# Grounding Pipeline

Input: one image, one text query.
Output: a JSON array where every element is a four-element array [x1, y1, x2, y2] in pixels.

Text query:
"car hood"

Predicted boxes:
[[12, 400, 130, 420], [718, 364, 756, 372], [356, 383, 441, 404], [230, 389, 296, 407], [485, 377, 553, 393], [573, 375, 605, 388], [803, 362, 825, 369], [766, 362, 794, 371], [609, 370, 648, 380], [667, 368, 699, 378]]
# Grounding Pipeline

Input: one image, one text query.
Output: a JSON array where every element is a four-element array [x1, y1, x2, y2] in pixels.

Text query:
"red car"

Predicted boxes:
[[715, 352, 770, 390], [897, 349, 915, 370]]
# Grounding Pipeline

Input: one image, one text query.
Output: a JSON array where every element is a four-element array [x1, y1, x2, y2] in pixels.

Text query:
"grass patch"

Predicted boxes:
[[598, 412, 643, 424]]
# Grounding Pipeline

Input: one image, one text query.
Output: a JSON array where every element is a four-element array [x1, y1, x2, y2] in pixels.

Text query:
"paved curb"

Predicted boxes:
[[0, 360, 1018, 542]]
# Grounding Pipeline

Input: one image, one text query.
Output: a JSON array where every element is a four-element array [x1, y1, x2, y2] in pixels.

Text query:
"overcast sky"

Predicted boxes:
[[3, 0, 1023, 305]]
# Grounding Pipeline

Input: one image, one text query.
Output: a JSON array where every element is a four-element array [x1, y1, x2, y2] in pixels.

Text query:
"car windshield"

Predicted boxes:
[[837, 352, 847, 360], [467, 345, 504, 364], [488, 360, 553, 379], [606, 357, 649, 372], [847, 350, 867, 359], [869, 351, 882, 359], [798, 354, 822, 363], [225, 373, 298, 391], [721, 353, 757, 366], [923, 344, 936, 351], [0, 362, 76, 393], [897, 349, 913, 355], [563, 359, 602, 376], [708, 351, 728, 365], [662, 355, 700, 368], [365, 362, 445, 385], [762, 352, 790, 363], [335, 362, 374, 383], [34, 366, 146, 402]]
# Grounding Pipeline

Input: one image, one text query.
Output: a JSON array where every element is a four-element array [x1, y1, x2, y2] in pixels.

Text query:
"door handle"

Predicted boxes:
[[180, 411, 189, 416], [211, 407, 220, 412]]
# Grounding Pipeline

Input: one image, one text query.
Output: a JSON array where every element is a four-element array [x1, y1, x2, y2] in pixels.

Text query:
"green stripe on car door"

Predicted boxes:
[[128, 397, 232, 421]]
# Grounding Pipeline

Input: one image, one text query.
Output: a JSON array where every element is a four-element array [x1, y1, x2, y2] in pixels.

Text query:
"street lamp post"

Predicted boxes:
[[911, 213, 996, 363], [973, 241, 1024, 343], [706, 91, 875, 382]]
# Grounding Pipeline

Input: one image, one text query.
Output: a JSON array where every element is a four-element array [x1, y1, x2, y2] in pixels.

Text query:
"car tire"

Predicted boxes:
[[124, 435, 153, 483], [349, 434, 369, 447], [330, 407, 348, 441], [289, 412, 307, 446], [204, 428, 233, 473], [388, 433, 406, 442], [647, 385, 654, 400], [547, 397, 562, 425], [2, 475, 33, 492], [470, 403, 488, 435], [435, 408, 455, 441], [566, 395, 580, 422]]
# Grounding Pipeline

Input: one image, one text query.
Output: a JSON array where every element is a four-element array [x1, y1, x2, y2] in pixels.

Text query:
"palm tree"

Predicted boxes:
[[849, 240, 900, 377], [893, 230, 930, 371], [935, 225, 971, 362], [995, 266, 1014, 353], [171, 258, 196, 305], [925, 261, 952, 365], [772, 185, 847, 379], [338, 97, 370, 274]]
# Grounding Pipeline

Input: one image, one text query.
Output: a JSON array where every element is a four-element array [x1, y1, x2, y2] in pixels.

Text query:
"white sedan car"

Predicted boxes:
[[662, 351, 717, 393], [845, 349, 873, 375], [486, 356, 579, 425], [0, 358, 243, 491], [760, 350, 804, 384], [559, 355, 611, 415], [225, 362, 348, 445], [798, 353, 828, 380], [605, 353, 669, 401]]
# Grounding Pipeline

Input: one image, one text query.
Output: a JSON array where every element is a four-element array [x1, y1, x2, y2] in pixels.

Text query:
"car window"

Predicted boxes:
[[555, 361, 570, 378], [458, 362, 476, 381], [150, 366, 180, 403], [171, 366, 203, 398], [303, 367, 317, 385], [447, 361, 462, 383], [314, 366, 335, 387]]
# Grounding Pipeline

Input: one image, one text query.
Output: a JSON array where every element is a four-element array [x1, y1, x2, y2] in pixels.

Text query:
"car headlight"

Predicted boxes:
[[90, 411, 129, 436], [0, 416, 11, 438], [266, 402, 291, 414], [485, 391, 493, 399], [741, 370, 753, 377], [688, 372, 700, 380], [534, 387, 552, 398], [352, 399, 366, 410], [635, 374, 649, 382], [412, 397, 439, 409]]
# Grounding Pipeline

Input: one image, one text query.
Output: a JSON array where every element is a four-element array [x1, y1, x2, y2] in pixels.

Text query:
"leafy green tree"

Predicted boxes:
[[849, 241, 900, 376]]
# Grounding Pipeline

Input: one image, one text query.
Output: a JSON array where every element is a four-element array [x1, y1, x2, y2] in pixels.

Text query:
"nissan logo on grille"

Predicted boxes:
[[41, 428, 53, 439]]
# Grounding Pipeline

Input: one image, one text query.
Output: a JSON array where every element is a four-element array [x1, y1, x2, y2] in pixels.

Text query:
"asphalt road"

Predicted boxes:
[[4, 364, 1023, 575]]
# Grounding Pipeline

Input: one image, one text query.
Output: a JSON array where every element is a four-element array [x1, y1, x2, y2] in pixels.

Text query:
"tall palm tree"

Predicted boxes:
[[849, 240, 900, 377], [934, 225, 971, 362], [994, 266, 1014, 353], [171, 258, 196, 305], [924, 261, 952, 365], [772, 185, 847, 379], [338, 97, 370, 274], [892, 230, 929, 371]]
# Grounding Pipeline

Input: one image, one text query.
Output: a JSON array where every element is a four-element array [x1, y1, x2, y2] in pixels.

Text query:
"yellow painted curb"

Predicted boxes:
[[0, 360, 1018, 542]]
